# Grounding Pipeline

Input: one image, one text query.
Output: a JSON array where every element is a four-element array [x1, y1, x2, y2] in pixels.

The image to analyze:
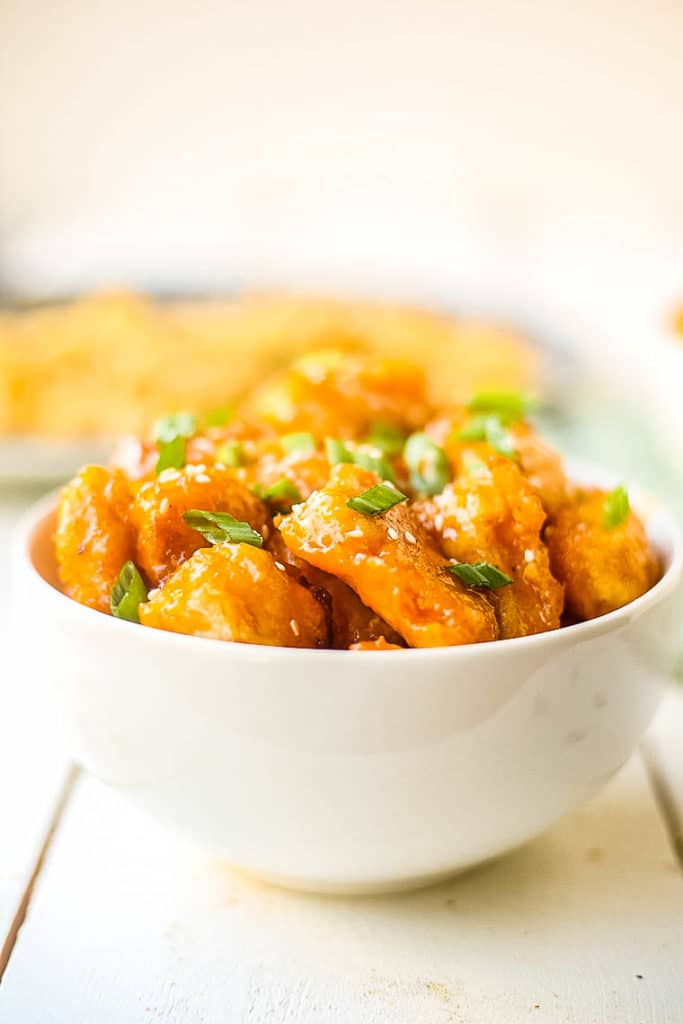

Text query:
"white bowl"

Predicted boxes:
[[12, 485, 683, 894]]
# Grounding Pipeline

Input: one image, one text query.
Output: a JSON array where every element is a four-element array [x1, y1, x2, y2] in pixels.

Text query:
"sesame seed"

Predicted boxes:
[[158, 468, 180, 483], [289, 619, 300, 636], [147, 588, 160, 600], [159, 497, 169, 515], [193, 464, 207, 473], [404, 530, 417, 544], [195, 474, 211, 484], [524, 549, 535, 562], [274, 561, 286, 571], [353, 552, 367, 564], [387, 526, 399, 541], [346, 528, 363, 538]]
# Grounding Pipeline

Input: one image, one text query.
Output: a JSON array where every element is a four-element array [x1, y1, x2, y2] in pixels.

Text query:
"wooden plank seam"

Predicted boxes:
[[0, 763, 81, 984]]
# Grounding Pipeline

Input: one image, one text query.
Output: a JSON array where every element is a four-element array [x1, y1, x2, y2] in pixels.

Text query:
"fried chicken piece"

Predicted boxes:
[[417, 458, 563, 638], [139, 543, 327, 647], [424, 410, 571, 515], [55, 465, 135, 613], [509, 421, 572, 516], [277, 463, 498, 647], [267, 527, 404, 648], [242, 349, 430, 439], [248, 449, 332, 503], [130, 463, 269, 585], [545, 489, 659, 620]]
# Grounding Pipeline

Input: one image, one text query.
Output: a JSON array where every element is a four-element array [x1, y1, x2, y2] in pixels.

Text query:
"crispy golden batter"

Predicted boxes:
[[277, 463, 498, 647], [130, 464, 269, 585], [418, 458, 563, 638], [55, 465, 135, 613], [139, 544, 327, 647], [545, 489, 659, 621], [242, 350, 430, 438]]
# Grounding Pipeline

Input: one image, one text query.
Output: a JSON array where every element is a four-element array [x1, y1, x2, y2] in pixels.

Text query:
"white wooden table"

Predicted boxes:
[[1, 490, 682, 1024]]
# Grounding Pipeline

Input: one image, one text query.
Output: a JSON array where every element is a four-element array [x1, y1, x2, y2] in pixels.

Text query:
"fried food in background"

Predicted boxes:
[[0, 291, 539, 438]]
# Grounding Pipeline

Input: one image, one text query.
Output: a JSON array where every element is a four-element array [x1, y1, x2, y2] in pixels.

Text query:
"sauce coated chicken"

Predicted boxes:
[[55, 351, 660, 648]]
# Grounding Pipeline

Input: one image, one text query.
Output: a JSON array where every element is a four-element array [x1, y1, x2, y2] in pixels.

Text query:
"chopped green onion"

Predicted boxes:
[[457, 414, 517, 460], [467, 391, 538, 424], [183, 509, 263, 547], [281, 432, 316, 453], [404, 432, 449, 496], [110, 561, 148, 622], [253, 479, 303, 507], [203, 406, 234, 427], [217, 441, 245, 467], [352, 449, 397, 485], [447, 561, 512, 589], [347, 482, 408, 516], [154, 411, 197, 444], [366, 420, 404, 456], [461, 451, 489, 477], [325, 438, 354, 465], [603, 485, 630, 530], [156, 435, 186, 474]]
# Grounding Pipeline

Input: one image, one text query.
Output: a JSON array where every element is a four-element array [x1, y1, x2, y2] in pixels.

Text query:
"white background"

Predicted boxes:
[[0, 0, 682, 425]]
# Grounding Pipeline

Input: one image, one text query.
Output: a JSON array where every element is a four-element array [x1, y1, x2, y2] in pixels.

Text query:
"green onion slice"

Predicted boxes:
[[447, 561, 512, 589], [466, 391, 538, 424], [216, 441, 245, 467], [154, 411, 197, 444], [156, 435, 186, 474], [404, 432, 449, 496], [203, 406, 234, 428], [602, 485, 630, 530], [253, 479, 303, 507], [183, 509, 263, 547], [281, 432, 316, 453], [457, 414, 517, 460], [325, 438, 354, 465], [366, 420, 404, 456], [347, 482, 408, 516], [110, 561, 148, 622], [461, 451, 489, 477]]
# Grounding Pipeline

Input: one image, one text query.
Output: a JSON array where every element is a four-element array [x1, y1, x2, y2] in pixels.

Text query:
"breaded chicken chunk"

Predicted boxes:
[[267, 527, 404, 648], [424, 410, 571, 515], [130, 463, 269, 585], [242, 350, 430, 439], [139, 543, 327, 647], [247, 448, 332, 503], [56, 465, 136, 613], [277, 463, 498, 647], [545, 489, 659, 621], [418, 458, 563, 638]]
